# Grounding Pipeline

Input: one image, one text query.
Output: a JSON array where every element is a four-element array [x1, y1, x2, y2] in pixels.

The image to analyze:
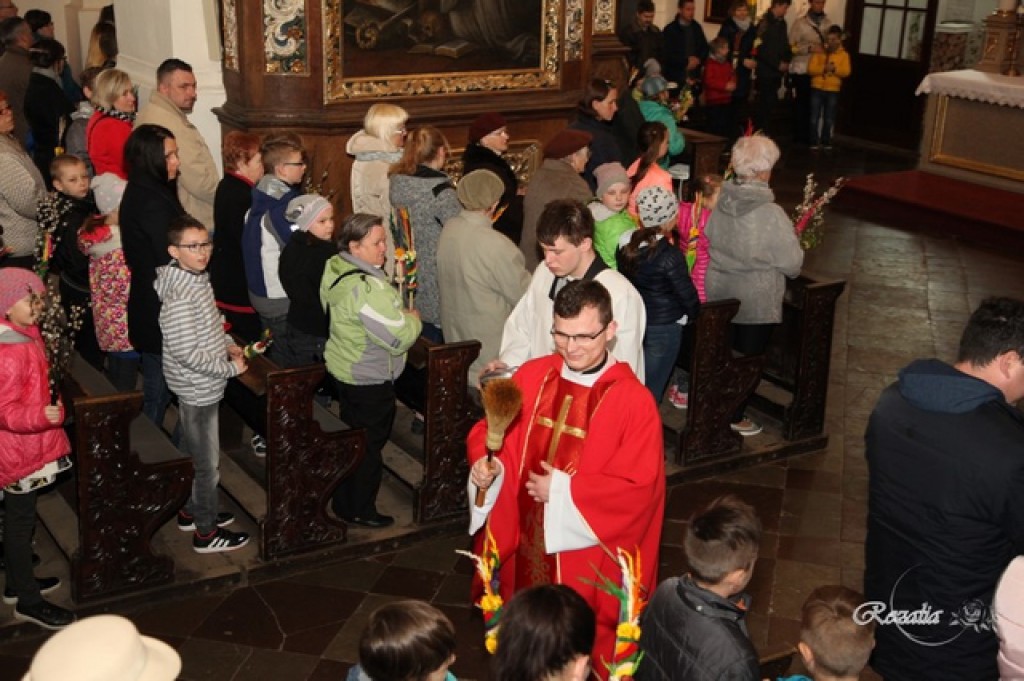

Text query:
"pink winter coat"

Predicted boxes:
[[0, 321, 70, 487], [678, 201, 711, 302]]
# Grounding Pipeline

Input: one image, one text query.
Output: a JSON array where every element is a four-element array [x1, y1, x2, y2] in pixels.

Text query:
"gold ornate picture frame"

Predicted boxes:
[[322, 0, 563, 101]]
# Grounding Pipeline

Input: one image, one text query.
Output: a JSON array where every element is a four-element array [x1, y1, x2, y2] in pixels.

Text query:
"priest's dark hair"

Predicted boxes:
[[536, 199, 594, 247], [957, 297, 1024, 367], [494, 584, 596, 681], [554, 280, 613, 327]]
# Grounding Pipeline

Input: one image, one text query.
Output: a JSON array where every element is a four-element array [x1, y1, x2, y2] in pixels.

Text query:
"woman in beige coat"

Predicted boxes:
[[346, 103, 408, 277]]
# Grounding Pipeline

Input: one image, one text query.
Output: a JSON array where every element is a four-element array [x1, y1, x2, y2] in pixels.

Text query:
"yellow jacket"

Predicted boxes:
[[808, 48, 851, 92]]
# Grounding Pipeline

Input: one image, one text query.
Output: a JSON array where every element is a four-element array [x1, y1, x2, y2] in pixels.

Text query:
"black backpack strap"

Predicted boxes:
[[328, 268, 366, 290]]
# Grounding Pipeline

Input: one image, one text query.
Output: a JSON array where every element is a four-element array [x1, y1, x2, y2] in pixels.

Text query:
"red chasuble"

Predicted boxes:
[[468, 354, 666, 676]]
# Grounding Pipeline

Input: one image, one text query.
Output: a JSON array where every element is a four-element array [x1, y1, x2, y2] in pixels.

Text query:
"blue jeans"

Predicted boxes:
[[140, 352, 172, 429], [178, 402, 221, 534], [643, 323, 684, 403], [810, 89, 839, 146]]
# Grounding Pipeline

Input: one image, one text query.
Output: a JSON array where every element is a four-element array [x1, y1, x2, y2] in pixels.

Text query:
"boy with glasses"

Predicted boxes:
[[156, 215, 250, 553], [242, 133, 305, 367]]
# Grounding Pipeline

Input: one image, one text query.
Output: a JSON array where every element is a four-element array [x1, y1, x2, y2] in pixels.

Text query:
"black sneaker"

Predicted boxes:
[[177, 510, 235, 532], [344, 512, 395, 528], [2, 576, 61, 604], [193, 527, 250, 554], [14, 600, 75, 630]]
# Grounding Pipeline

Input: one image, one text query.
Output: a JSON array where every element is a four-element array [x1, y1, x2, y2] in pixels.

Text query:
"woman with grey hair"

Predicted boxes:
[[705, 134, 803, 436]]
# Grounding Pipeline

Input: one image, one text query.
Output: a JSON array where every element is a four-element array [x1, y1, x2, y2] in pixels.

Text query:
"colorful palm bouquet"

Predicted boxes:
[[243, 329, 274, 359], [792, 173, 845, 250], [456, 527, 503, 654], [391, 207, 418, 310], [588, 547, 647, 680]]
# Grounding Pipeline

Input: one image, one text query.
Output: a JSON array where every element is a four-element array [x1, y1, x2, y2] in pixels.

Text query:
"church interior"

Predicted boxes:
[[1, 0, 1023, 679]]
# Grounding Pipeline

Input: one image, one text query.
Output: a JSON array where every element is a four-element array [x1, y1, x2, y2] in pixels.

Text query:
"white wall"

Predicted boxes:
[[112, 0, 225, 173]]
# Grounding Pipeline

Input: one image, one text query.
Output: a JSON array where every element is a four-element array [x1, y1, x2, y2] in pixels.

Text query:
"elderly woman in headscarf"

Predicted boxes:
[[461, 112, 523, 244], [705, 134, 803, 437]]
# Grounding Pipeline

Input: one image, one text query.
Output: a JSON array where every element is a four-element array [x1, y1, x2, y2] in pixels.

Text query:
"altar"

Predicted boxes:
[[916, 69, 1024, 194]]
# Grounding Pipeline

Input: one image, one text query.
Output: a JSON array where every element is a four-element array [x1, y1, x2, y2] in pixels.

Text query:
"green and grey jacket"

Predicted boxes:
[[320, 253, 422, 385]]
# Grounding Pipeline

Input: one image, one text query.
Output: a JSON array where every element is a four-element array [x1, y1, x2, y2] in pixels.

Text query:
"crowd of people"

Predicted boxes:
[[1, 5, 1022, 681]]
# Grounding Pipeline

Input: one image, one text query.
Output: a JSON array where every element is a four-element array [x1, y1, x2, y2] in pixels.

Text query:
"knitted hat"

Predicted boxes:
[[593, 162, 629, 198], [92, 172, 127, 215], [22, 614, 181, 681], [641, 75, 670, 98], [457, 169, 505, 211], [468, 112, 508, 144], [0, 268, 45, 318], [543, 129, 592, 160], [285, 194, 332, 232], [636, 186, 679, 228]]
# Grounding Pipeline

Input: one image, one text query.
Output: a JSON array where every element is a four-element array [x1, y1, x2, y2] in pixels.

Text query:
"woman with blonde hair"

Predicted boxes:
[[84, 20, 117, 69], [346, 103, 408, 275], [388, 126, 461, 344], [86, 68, 135, 179]]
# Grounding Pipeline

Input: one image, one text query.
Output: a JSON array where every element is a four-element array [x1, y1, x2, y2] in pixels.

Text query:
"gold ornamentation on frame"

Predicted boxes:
[[265, 0, 309, 75], [593, 0, 615, 34], [222, 0, 239, 71], [566, 0, 584, 60], [322, 0, 561, 101]]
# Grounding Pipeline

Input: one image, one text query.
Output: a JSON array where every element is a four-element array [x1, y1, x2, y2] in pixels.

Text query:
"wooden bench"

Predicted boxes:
[[48, 357, 193, 603], [225, 352, 366, 561], [678, 298, 766, 465], [750, 275, 847, 440], [677, 274, 846, 469]]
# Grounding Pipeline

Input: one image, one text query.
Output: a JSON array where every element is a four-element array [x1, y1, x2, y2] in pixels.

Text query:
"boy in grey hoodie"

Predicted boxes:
[[156, 215, 250, 554]]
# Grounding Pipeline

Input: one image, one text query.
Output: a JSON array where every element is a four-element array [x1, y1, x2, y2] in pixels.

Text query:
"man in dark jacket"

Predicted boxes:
[[752, 0, 791, 135], [662, 0, 709, 92], [865, 296, 1024, 681], [618, 0, 665, 70]]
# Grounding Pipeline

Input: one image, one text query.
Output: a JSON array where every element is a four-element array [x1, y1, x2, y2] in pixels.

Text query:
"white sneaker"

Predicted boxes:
[[730, 418, 763, 436]]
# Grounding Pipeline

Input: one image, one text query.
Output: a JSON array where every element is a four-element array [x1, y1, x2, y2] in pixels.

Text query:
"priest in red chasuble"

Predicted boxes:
[[468, 280, 666, 675]]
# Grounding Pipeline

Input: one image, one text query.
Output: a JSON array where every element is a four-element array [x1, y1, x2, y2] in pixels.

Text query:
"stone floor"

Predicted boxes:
[[3, 143, 1024, 680]]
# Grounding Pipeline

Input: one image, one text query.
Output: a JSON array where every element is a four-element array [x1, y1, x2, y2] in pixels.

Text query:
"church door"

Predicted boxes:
[[840, 0, 938, 149]]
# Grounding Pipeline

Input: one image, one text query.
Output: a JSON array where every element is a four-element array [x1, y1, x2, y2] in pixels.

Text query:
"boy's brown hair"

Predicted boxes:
[[49, 153, 86, 181], [684, 495, 761, 584], [260, 133, 305, 175], [359, 600, 456, 681], [800, 585, 876, 678]]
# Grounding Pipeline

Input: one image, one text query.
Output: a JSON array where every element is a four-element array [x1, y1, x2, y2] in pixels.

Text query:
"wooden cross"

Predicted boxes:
[[536, 395, 587, 464]]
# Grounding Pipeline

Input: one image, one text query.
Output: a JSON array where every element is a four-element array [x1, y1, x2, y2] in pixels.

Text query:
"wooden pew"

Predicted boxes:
[[678, 298, 766, 465], [750, 275, 846, 440], [227, 352, 366, 561], [413, 339, 481, 524], [54, 357, 192, 603]]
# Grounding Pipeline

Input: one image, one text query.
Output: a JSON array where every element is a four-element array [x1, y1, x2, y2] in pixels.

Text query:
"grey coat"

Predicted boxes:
[[389, 166, 461, 327], [704, 179, 803, 324]]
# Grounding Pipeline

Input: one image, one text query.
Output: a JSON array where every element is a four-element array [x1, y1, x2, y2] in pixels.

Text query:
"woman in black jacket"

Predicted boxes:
[[570, 79, 624, 192], [120, 124, 185, 428], [211, 130, 263, 343], [618, 185, 699, 403], [461, 112, 523, 244], [25, 38, 73, 186]]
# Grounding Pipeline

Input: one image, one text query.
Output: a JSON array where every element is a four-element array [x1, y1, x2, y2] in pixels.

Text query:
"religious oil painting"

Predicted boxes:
[[324, 0, 562, 101]]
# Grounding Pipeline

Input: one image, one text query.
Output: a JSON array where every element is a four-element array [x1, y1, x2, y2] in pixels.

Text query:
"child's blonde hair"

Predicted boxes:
[[800, 585, 876, 678]]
